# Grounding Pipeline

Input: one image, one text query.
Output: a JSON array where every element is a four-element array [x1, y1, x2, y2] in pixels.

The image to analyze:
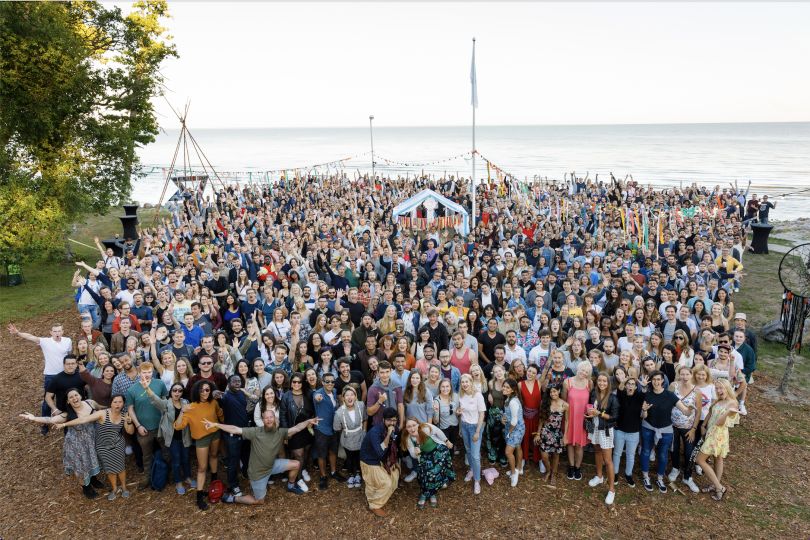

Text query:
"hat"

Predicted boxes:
[[382, 407, 398, 420], [734, 313, 747, 321]]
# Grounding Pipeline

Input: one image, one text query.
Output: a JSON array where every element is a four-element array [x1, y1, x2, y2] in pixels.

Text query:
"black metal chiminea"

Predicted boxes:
[[101, 205, 140, 257]]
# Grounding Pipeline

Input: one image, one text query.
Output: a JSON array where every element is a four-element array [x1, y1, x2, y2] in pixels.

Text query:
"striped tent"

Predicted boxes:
[[391, 189, 470, 234]]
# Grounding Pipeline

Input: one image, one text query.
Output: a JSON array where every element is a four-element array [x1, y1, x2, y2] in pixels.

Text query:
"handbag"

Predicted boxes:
[[585, 416, 596, 434], [689, 436, 704, 463]]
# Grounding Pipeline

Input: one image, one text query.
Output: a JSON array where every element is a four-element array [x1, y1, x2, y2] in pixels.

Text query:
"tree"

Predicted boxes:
[[0, 1, 176, 262]]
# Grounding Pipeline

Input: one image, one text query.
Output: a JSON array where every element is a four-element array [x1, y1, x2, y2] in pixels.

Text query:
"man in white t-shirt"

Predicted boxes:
[[503, 330, 528, 366], [8, 322, 72, 433]]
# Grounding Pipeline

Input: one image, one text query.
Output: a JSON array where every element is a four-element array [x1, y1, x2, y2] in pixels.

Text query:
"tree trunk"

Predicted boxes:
[[779, 349, 796, 394]]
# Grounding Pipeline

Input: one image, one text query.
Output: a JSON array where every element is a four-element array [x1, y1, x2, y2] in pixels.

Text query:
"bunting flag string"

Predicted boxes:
[[398, 214, 462, 230], [374, 151, 472, 169]]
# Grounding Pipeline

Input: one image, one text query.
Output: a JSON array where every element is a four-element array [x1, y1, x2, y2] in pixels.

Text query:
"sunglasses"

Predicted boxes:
[[200, 362, 213, 366], [171, 388, 183, 393], [200, 388, 211, 393], [291, 380, 303, 384]]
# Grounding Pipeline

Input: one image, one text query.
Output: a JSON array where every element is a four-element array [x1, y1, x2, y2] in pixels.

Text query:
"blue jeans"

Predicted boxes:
[[640, 426, 673, 477], [612, 430, 640, 476], [223, 433, 250, 490], [78, 303, 100, 329], [169, 438, 191, 483], [460, 421, 482, 482]]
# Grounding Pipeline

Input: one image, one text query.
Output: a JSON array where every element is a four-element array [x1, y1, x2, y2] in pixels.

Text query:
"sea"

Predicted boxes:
[[134, 122, 810, 221]]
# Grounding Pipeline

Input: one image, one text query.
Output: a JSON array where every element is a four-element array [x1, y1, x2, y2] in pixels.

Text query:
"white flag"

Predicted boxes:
[[470, 39, 478, 108]]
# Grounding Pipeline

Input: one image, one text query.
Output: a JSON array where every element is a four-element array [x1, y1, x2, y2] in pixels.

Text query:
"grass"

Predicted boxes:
[[0, 206, 169, 324], [767, 236, 796, 247], [734, 248, 810, 392]]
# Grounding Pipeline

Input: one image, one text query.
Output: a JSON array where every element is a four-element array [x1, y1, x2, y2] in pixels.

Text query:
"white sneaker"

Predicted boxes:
[[605, 490, 615, 505], [301, 469, 311, 483], [125, 445, 133, 456], [695, 465, 703, 476], [510, 472, 519, 487], [464, 470, 474, 482], [297, 479, 309, 493], [739, 402, 748, 415], [588, 476, 604, 487], [668, 468, 680, 482], [683, 477, 700, 493], [404, 471, 417, 483], [473, 481, 481, 495], [539, 461, 546, 474], [347, 476, 356, 488]]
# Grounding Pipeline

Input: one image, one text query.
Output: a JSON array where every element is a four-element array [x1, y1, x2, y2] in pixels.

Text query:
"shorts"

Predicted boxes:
[[195, 432, 218, 448], [588, 428, 614, 449], [313, 430, 339, 456], [249, 459, 294, 500]]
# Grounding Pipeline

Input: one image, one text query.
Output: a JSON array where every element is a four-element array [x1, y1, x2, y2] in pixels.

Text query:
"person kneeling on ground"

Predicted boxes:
[[204, 411, 321, 503], [359, 407, 401, 517]]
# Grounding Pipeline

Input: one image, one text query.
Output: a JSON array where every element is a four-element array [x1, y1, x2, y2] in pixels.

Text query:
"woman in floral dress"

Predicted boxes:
[[537, 384, 568, 485], [403, 418, 456, 509], [696, 378, 741, 501]]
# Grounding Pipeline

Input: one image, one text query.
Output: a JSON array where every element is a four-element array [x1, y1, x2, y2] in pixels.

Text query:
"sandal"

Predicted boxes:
[[711, 487, 726, 501], [701, 485, 716, 493], [429, 496, 438, 508]]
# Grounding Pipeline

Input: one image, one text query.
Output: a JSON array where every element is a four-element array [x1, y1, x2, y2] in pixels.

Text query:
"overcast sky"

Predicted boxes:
[[141, 2, 810, 128]]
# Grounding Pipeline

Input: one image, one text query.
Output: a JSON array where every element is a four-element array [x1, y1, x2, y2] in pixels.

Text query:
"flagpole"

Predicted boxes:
[[471, 37, 477, 232]]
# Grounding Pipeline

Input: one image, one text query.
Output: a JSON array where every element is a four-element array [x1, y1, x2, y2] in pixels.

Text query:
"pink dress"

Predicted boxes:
[[565, 379, 589, 447]]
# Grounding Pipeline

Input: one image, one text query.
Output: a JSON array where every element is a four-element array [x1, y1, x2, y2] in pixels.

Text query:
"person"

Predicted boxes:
[[312, 372, 347, 489], [44, 355, 88, 424], [174, 380, 224, 509], [562, 361, 592, 481], [215, 374, 251, 497], [54, 394, 134, 500], [668, 365, 703, 493], [613, 371, 644, 487], [333, 385, 366, 489], [485, 364, 507, 466], [19, 389, 103, 499], [78, 361, 115, 407], [366, 360, 404, 428], [432, 377, 460, 447], [639, 370, 696, 493], [146, 382, 194, 495], [279, 372, 316, 493], [403, 417, 456, 509], [695, 378, 742, 501], [537, 384, 568, 486], [359, 407, 401, 517], [458, 373, 486, 495], [126, 361, 168, 489], [757, 194, 776, 224], [9, 323, 74, 434], [501, 379, 525, 487], [205, 410, 321, 503], [519, 364, 543, 470], [585, 373, 619, 505]]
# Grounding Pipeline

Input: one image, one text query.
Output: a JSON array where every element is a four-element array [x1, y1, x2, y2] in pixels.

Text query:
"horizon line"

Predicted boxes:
[[161, 120, 810, 131]]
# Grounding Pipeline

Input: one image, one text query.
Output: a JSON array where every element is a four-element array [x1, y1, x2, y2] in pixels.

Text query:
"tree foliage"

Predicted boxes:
[[0, 1, 176, 262]]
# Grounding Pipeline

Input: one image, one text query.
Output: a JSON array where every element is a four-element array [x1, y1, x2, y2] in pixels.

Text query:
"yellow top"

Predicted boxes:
[[174, 400, 223, 440]]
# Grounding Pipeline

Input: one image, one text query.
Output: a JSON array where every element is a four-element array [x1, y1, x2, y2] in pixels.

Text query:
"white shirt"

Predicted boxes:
[[504, 344, 527, 366], [528, 344, 551, 368], [40, 337, 73, 375], [458, 392, 486, 425]]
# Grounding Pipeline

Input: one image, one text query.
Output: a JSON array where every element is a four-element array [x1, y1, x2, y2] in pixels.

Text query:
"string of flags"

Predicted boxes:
[[397, 214, 462, 230], [374, 151, 472, 168]]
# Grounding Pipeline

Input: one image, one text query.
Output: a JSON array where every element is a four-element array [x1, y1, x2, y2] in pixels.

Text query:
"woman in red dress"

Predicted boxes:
[[519, 364, 543, 469]]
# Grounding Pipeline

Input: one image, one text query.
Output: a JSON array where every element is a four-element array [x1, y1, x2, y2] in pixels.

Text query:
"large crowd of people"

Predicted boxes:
[[11, 171, 761, 513]]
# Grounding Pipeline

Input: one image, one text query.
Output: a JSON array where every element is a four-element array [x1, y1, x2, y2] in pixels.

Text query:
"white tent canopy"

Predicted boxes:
[[391, 189, 470, 234]]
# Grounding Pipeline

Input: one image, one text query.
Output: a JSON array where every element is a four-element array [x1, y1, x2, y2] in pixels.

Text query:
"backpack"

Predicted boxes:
[[208, 479, 225, 503], [150, 452, 169, 491]]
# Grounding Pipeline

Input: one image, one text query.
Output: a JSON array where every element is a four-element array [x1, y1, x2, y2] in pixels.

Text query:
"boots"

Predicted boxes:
[[196, 490, 208, 510]]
